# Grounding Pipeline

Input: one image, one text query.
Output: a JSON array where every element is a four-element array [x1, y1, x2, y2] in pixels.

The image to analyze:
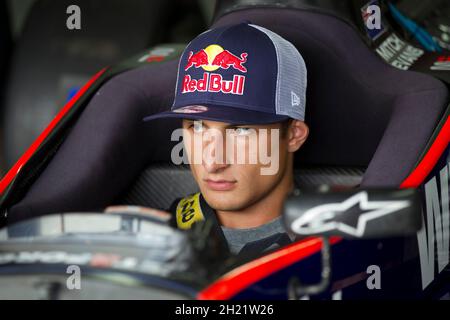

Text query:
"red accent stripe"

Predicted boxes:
[[198, 237, 341, 300], [400, 115, 450, 188], [0, 68, 107, 195]]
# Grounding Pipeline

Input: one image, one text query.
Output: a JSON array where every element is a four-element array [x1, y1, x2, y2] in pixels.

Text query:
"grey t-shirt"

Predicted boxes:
[[221, 216, 291, 254]]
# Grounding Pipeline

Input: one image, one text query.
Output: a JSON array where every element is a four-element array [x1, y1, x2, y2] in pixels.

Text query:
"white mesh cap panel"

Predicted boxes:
[[249, 24, 307, 121]]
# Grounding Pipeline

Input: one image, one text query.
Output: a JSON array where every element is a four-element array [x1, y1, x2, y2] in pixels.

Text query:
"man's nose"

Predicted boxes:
[[202, 131, 229, 173], [204, 159, 229, 173]]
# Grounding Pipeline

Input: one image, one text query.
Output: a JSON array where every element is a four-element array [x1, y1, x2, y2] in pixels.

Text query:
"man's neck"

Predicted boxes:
[[216, 169, 294, 229]]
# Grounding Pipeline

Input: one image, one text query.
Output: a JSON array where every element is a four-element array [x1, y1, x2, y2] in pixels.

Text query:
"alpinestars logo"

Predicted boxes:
[[182, 44, 248, 95], [290, 191, 410, 237]]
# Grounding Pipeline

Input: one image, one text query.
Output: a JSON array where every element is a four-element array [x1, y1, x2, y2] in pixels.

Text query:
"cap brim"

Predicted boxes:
[[143, 104, 289, 125]]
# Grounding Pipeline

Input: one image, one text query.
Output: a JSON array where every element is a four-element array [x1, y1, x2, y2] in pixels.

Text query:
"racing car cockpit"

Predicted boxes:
[[5, 2, 448, 219], [0, 1, 448, 300]]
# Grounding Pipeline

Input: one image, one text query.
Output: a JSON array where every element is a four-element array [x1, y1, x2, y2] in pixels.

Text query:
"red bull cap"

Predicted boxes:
[[144, 22, 307, 125]]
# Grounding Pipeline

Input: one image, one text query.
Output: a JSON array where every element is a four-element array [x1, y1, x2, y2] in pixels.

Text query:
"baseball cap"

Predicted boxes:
[[143, 22, 307, 125]]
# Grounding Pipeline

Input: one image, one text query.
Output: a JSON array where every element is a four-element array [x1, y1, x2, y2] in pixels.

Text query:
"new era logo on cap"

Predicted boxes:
[[144, 22, 307, 125], [291, 91, 300, 107]]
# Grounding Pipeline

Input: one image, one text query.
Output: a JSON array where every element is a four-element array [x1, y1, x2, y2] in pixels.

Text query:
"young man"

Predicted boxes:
[[143, 22, 309, 256]]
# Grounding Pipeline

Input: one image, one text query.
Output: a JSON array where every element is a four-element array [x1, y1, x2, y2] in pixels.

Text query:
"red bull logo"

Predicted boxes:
[[184, 44, 248, 73], [182, 73, 245, 95], [182, 44, 248, 95]]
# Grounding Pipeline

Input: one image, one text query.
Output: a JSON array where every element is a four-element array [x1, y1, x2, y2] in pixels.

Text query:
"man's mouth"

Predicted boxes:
[[204, 179, 237, 191]]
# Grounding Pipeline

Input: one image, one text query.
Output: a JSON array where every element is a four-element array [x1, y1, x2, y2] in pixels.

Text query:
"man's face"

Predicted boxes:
[[182, 119, 291, 212]]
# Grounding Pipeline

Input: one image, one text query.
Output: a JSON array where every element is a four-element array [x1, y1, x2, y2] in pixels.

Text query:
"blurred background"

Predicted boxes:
[[0, 0, 215, 176]]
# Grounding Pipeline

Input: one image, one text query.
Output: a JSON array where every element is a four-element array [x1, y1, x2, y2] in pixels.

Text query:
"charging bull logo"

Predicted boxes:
[[184, 44, 248, 73], [182, 44, 248, 95]]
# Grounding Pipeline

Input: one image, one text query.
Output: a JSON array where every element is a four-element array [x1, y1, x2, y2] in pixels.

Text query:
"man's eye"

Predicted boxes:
[[232, 127, 252, 136]]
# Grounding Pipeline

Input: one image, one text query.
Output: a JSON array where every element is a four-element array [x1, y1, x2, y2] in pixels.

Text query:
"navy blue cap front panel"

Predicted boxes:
[[173, 23, 278, 114]]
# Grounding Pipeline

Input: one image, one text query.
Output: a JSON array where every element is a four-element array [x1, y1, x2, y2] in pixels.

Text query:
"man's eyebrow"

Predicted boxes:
[[185, 120, 210, 129], [225, 124, 258, 129], [184, 121, 258, 130]]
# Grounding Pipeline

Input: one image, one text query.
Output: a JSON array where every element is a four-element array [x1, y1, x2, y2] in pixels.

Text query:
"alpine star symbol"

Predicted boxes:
[[290, 191, 410, 237]]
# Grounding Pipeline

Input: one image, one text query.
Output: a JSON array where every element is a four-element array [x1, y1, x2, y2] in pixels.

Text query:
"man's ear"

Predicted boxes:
[[287, 120, 309, 153]]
